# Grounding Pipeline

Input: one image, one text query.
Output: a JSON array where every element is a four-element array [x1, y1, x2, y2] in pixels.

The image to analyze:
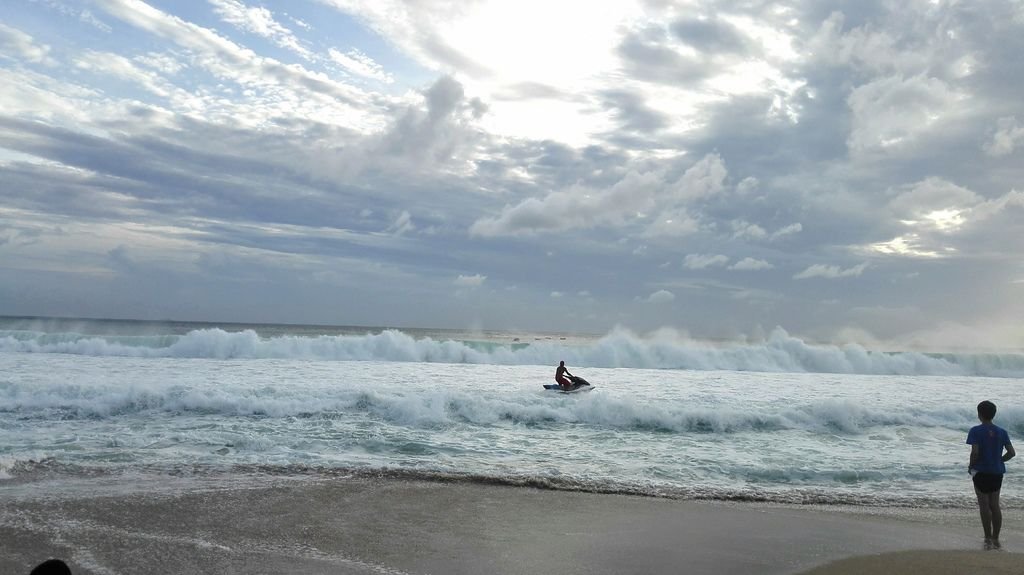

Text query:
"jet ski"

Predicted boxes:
[[543, 375, 594, 393]]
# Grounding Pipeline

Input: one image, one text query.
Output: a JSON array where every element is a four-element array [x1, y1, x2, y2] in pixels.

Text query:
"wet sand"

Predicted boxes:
[[1, 475, 1019, 574]]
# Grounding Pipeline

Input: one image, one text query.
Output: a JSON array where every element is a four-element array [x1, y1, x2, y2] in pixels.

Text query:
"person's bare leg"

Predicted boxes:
[[976, 488, 993, 540], [990, 490, 1002, 542]]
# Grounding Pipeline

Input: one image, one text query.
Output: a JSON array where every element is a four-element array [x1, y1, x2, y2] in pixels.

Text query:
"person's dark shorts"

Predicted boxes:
[[973, 472, 1004, 494]]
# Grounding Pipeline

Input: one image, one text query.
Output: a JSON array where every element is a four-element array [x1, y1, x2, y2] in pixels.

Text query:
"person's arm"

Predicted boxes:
[[970, 444, 980, 471], [1004, 442, 1015, 463]]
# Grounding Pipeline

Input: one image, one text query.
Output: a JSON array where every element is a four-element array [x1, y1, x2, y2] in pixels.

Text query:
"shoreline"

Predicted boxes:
[[0, 459, 1003, 508], [2, 475, 1019, 574]]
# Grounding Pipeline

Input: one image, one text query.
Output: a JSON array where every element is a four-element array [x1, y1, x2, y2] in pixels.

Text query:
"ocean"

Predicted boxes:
[[2, 316, 1022, 507]]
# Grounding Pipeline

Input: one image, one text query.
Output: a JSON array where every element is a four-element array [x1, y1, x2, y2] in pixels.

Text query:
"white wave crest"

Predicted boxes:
[[1, 326, 1022, 377], [4, 377, 1020, 437]]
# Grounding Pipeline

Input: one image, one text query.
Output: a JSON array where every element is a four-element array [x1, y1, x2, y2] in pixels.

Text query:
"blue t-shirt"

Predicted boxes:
[[967, 423, 1011, 475]]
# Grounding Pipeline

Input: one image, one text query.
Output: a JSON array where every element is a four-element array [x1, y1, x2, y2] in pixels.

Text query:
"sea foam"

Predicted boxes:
[[1, 326, 1022, 377]]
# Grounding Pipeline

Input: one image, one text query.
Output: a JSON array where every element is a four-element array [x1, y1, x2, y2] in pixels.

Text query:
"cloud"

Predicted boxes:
[[96, 0, 372, 111], [600, 89, 669, 133], [386, 211, 415, 235], [794, 262, 869, 280], [807, 12, 929, 76], [469, 169, 662, 237], [454, 273, 485, 287], [847, 75, 963, 154], [670, 16, 751, 55], [28, 0, 113, 33], [888, 178, 978, 221], [328, 48, 393, 83], [645, 289, 675, 304], [0, 23, 54, 65], [869, 181, 1023, 259], [984, 116, 1024, 157], [730, 220, 767, 241], [209, 0, 312, 60], [376, 75, 485, 168], [4, 1, 1024, 344], [770, 223, 802, 240], [730, 257, 773, 271], [684, 254, 728, 269], [469, 153, 727, 238]]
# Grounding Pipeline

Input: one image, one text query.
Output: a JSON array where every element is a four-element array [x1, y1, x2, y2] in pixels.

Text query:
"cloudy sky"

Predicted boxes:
[[1, 0, 1023, 348]]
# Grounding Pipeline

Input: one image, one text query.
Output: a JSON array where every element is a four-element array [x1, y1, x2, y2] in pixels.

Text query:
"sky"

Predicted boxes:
[[1, 0, 1023, 349]]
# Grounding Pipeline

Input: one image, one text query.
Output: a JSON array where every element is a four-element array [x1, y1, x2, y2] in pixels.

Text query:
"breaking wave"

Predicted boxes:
[[4, 377, 1022, 437], [1, 326, 1022, 377]]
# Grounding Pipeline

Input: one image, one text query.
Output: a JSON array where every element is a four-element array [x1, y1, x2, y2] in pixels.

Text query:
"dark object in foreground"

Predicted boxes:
[[31, 559, 71, 575]]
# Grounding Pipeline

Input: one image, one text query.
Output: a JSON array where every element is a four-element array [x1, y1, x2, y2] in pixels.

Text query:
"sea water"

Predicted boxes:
[[1, 317, 1022, 507]]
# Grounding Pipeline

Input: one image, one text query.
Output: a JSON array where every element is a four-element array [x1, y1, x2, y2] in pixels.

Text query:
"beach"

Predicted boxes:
[[2, 474, 1020, 575]]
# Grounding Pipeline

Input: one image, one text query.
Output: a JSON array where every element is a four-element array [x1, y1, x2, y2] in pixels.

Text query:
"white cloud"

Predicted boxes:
[[550, 291, 563, 298], [209, 0, 312, 60], [75, 50, 189, 100], [28, 0, 112, 33], [870, 181, 1022, 258], [328, 48, 393, 83], [96, 0, 377, 126], [847, 75, 962, 154], [646, 289, 675, 304], [730, 257, 773, 271], [794, 262, 869, 280], [888, 178, 978, 222], [669, 153, 729, 202], [730, 222, 800, 243], [684, 254, 728, 269], [869, 234, 941, 258], [454, 273, 485, 287], [134, 52, 187, 75], [470, 153, 727, 238], [0, 23, 54, 65], [386, 211, 415, 235], [968, 189, 1024, 225], [770, 223, 802, 240], [984, 116, 1024, 157], [731, 220, 767, 241], [807, 12, 930, 76], [79, 9, 113, 32], [470, 168, 662, 236]]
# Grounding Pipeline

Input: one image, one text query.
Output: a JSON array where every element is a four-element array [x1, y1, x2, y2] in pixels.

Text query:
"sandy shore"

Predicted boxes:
[[1, 474, 1019, 574], [799, 549, 1022, 574]]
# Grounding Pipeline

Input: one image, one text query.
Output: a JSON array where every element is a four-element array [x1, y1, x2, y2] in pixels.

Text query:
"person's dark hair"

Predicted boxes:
[[559, 361, 564, 366], [30, 559, 72, 575], [978, 400, 997, 421]]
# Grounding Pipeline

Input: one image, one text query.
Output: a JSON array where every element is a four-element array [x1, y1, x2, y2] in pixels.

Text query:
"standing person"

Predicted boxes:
[[555, 361, 574, 390], [967, 400, 1015, 547]]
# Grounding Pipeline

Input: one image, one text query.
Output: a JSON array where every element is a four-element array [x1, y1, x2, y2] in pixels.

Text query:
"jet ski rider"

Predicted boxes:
[[555, 361, 574, 391]]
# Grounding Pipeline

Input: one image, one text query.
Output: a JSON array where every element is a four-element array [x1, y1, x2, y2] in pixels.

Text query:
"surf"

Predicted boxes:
[[2, 325, 1023, 377]]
